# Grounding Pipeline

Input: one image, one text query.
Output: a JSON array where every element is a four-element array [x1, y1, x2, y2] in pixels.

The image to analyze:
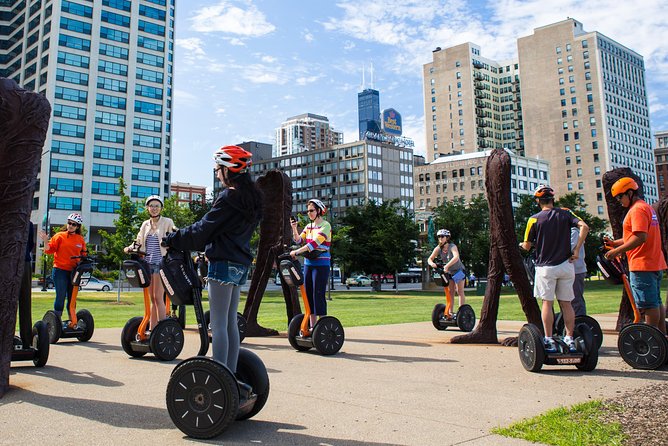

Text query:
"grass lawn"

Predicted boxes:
[[22, 278, 642, 331]]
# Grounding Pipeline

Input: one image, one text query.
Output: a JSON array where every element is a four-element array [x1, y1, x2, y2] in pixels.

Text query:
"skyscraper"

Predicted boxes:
[[0, 0, 175, 246], [274, 113, 343, 157], [423, 18, 656, 219], [358, 87, 380, 140]]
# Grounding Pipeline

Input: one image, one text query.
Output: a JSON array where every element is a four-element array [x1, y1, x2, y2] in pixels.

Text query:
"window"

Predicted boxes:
[[54, 104, 86, 120], [97, 76, 127, 92], [131, 185, 160, 198], [60, 17, 92, 35], [53, 122, 85, 138], [100, 26, 129, 43], [55, 86, 87, 103], [132, 167, 160, 182], [133, 134, 161, 149], [101, 10, 130, 27], [135, 84, 163, 99], [99, 43, 129, 60], [62, 1, 93, 18], [92, 181, 120, 195], [91, 199, 120, 213], [137, 51, 164, 68], [57, 51, 89, 68], [102, 0, 131, 12], [139, 4, 166, 20], [94, 145, 125, 160], [53, 140, 84, 156], [132, 150, 161, 164], [134, 117, 161, 132], [58, 33, 91, 51], [95, 111, 126, 126], [50, 177, 83, 193], [95, 128, 125, 143], [52, 196, 82, 211], [98, 59, 128, 76], [137, 35, 164, 52], [136, 67, 163, 83], [56, 68, 88, 85], [138, 20, 165, 36], [51, 158, 84, 174], [96, 93, 126, 109], [93, 163, 124, 178]]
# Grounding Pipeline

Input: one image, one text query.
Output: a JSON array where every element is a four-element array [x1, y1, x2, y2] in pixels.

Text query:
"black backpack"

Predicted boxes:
[[160, 249, 200, 305], [122, 257, 151, 288]]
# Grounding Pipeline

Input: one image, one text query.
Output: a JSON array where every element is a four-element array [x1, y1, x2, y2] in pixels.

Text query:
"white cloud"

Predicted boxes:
[[295, 74, 324, 86], [190, 1, 276, 36], [302, 30, 315, 43], [175, 37, 206, 56], [174, 89, 199, 106], [260, 55, 277, 63]]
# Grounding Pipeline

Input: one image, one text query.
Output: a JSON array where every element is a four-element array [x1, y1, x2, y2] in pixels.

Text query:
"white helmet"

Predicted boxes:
[[67, 213, 83, 225], [307, 198, 327, 216], [145, 195, 163, 207], [437, 229, 450, 238]]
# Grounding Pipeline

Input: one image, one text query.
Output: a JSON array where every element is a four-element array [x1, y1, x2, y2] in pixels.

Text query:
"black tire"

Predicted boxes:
[[235, 348, 270, 421], [47, 281, 55, 289], [204, 310, 211, 329], [618, 323, 667, 370], [32, 320, 49, 367], [167, 357, 238, 439], [431, 303, 447, 330], [555, 314, 603, 350], [76, 309, 95, 342], [574, 323, 598, 371], [456, 304, 476, 332], [287, 314, 312, 352], [150, 318, 184, 361], [102, 285, 110, 291], [312, 316, 345, 356], [121, 316, 147, 358], [177, 305, 186, 329], [237, 312, 247, 343], [518, 323, 545, 372], [43, 310, 62, 344]]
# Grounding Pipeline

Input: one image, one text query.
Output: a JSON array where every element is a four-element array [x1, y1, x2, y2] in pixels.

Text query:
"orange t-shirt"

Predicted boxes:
[[44, 231, 86, 271], [623, 199, 667, 272]]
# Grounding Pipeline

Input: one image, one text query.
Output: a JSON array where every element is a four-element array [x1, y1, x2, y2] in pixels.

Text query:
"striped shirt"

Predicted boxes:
[[145, 233, 162, 265], [298, 220, 332, 266]]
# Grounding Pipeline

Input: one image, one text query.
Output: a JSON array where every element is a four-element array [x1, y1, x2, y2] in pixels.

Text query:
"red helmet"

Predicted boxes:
[[611, 177, 639, 197], [213, 145, 252, 173], [534, 184, 554, 199]]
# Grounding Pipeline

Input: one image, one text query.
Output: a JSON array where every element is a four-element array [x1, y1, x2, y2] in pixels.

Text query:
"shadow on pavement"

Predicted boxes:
[[10, 366, 124, 387], [345, 337, 433, 348]]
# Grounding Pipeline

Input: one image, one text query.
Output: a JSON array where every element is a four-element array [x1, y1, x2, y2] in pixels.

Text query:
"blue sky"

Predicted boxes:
[[172, 0, 668, 187]]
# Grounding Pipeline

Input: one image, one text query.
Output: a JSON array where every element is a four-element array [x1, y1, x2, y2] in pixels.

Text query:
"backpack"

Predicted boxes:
[[122, 256, 151, 288], [159, 249, 200, 305]]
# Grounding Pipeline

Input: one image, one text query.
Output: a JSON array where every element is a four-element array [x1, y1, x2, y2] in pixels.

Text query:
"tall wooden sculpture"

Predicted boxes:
[[243, 170, 301, 336], [451, 148, 541, 344], [0, 79, 51, 397]]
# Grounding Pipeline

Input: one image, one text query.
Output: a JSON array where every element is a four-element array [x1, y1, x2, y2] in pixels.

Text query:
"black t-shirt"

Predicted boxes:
[[524, 208, 581, 266]]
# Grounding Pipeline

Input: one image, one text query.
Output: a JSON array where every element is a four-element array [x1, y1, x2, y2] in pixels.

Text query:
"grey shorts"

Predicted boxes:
[[534, 260, 575, 302]]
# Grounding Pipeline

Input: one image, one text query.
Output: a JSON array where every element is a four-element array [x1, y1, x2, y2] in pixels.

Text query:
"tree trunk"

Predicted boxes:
[[0, 78, 51, 398], [452, 148, 541, 344], [602, 168, 643, 330], [243, 171, 300, 336]]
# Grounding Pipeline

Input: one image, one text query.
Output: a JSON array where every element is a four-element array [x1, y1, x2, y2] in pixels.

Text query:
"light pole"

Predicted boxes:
[[327, 195, 335, 301], [41, 187, 55, 291]]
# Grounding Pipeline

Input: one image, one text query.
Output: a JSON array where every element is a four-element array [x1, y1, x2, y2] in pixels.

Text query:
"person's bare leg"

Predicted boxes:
[[542, 299, 554, 337]]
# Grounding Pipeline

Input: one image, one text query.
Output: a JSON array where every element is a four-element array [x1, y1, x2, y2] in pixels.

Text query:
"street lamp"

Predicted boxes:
[[327, 194, 335, 301], [41, 187, 55, 291]]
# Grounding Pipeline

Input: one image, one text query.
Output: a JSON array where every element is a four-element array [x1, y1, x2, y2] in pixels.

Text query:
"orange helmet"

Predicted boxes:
[[534, 184, 554, 199], [611, 177, 638, 197], [213, 145, 252, 173]]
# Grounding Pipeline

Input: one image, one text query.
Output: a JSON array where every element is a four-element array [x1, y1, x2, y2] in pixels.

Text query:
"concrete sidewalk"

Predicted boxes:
[[2, 314, 667, 445]]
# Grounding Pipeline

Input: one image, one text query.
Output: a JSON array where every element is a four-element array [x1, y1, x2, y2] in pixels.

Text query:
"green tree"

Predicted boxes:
[[336, 199, 419, 287], [189, 191, 214, 222], [98, 177, 140, 269]]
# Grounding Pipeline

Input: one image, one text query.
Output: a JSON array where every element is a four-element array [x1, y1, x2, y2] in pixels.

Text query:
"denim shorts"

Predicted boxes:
[[629, 271, 663, 309], [149, 263, 161, 274], [207, 260, 249, 286], [451, 269, 466, 284]]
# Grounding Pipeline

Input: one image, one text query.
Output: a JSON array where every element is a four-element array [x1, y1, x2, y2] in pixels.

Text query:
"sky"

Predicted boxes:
[[172, 0, 668, 187]]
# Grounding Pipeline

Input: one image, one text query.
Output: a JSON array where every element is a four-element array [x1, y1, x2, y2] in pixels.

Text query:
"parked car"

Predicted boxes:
[[37, 276, 54, 289], [371, 273, 395, 283], [346, 275, 372, 287], [81, 276, 113, 291]]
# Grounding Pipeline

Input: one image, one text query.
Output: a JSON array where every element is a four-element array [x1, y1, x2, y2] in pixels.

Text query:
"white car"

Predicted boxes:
[[81, 276, 113, 291]]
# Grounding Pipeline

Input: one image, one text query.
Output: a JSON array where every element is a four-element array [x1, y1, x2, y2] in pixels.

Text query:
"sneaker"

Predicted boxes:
[[543, 337, 557, 353], [563, 336, 577, 352]]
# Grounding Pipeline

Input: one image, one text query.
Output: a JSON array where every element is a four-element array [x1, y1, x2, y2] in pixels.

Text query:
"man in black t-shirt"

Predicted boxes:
[[520, 185, 589, 352]]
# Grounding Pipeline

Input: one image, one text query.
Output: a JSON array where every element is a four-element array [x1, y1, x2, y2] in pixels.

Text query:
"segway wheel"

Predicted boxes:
[[312, 316, 345, 356], [431, 304, 447, 330], [456, 304, 476, 332], [151, 318, 184, 361], [76, 309, 95, 342], [235, 348, 270, 421], [618, 324, 667, 370], [176, 305, 186, 329], [32, 321, 50, 367], [167, 357, 239, 439], [204, 310, 211, 330], [288, 314, 312, 351], [237, 312, 247, 343], [574, 323, 598, 371], [555, 314, 603, 350], [518, 324, 545, 372], [43, 310, 62, 344], [121, 317, 148, 358]]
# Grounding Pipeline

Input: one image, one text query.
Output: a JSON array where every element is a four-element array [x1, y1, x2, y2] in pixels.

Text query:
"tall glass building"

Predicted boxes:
[[0, 0, 175, 247], [358, 88, 380, 140]]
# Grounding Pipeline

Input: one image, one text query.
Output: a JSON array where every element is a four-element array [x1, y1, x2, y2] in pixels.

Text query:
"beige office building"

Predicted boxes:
[[654, 130, 668, 199], [423, 18, 656, 220], [519, 19, 657, 217]]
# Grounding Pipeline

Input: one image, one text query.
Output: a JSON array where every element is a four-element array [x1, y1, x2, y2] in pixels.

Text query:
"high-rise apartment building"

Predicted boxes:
[[654, 130, 668, 199], [358, 88, 380, 140], [1, 0, 175, 245], [519, 18, 657, 217], [252, 139, 414, 218], [274, 113, 343, 157], [423, 18, 657, 220], [423, 43, 523, 162]]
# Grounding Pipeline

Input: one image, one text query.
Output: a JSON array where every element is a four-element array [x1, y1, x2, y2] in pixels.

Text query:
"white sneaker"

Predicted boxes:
[[563, 336, 577, 352], [543, 337, 557, 353]]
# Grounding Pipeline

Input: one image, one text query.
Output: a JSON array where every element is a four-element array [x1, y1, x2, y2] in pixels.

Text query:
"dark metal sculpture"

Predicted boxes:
[[243, 170, 301, 336], [451, 148, 541, 344], [0, 78, 51, 397]]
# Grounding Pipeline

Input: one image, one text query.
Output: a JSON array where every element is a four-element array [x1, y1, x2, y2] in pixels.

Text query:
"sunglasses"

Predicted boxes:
[[306, 209, 317, 213], [147, 204, 162, 209], [437, 235, 446, 238], [67, 221, 79, 227]]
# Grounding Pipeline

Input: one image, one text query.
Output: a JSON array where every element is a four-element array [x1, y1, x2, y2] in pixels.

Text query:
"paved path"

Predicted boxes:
[[3, 314, 667, 445]]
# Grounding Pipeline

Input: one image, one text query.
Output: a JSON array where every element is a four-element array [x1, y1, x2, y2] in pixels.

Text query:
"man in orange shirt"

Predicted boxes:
[[605, 177, 667, 333]]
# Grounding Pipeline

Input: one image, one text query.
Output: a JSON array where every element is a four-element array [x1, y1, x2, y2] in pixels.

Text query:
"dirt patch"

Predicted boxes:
[[604, 382, 668, 445]]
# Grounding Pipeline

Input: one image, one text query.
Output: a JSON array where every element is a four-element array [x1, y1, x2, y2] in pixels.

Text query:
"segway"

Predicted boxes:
[[524, 248, 604, 350], [431, 261, 475, 332], [518, 321, 599, 372], [194, 252, 247, 343], [597, 242, 668, 370], [163, 248, 269, 439], [120, 244, 184, 361], [11, 322, 49, 367], [42, 253, 95, 344], [280, 249, 345, 355]]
